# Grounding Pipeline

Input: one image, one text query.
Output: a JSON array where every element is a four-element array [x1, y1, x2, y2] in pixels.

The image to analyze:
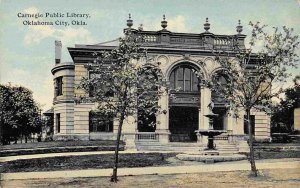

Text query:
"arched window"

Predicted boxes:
[[169, 65, 199, 92]]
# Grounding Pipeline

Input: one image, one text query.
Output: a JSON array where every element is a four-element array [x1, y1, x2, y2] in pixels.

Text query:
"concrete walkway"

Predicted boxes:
[[1, 158, 299, 180]]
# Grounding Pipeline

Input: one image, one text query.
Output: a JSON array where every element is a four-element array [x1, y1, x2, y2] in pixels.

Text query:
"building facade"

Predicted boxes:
[[51, 17, 271, 148]]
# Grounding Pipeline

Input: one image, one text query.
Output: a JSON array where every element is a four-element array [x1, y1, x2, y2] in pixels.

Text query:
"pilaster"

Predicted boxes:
[[225, 110, 235, 143], [198, 85, 211, 143], [199, 86, 211, 130], [234, 108, 245, 135], [122, 115, 137, 150], [156, 86, 170, 143]]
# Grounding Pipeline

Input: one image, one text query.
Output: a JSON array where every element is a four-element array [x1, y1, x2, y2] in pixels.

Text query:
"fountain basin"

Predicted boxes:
[[196, 129, 227, 150], [196, 129, 226, 137], [176, 153, 247, 163]]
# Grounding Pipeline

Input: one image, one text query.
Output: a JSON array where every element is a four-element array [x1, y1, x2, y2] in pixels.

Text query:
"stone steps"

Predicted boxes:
[[135, 141, 239, 153]]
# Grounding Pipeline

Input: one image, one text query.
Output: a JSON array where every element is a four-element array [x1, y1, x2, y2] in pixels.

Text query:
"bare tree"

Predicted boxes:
[[209, 22, 299, 176], [79, 30, 163, 182]]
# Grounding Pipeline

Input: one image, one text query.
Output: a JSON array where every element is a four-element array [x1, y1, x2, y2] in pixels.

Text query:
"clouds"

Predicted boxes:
[[1, 1, 299, 112], [58, 27, 94, 46], [24, 25, 95, 46], [24, 25, 55, 45], [142, 15, 189, 33], [24, 6, 39, 14], [168, 15, 188, 33], [7, 6, 97, 110], [0, 47, 54, 110], [1, 62, 54, 110]]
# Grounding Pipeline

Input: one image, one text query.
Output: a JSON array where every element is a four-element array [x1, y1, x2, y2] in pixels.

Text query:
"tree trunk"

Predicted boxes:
[[0, 121, 3, 145], [246, 108, 258, 176], [111, 85, 128, 183], [111, 108, 125, 182]]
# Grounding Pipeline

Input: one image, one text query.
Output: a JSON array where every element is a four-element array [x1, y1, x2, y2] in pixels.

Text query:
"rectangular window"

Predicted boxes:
[[56, 113, 60, 133], [55, 77, 63, 96], [89, 112, 113, 132], [244, 115, 255, 135]]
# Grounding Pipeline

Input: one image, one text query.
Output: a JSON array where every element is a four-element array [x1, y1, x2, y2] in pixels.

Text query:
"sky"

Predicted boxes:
[[0, 0, 299, 111]]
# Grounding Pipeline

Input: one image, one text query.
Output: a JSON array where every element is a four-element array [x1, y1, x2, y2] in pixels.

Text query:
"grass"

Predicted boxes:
[[1, 149, 299, 173], [254, 150, 300, 159], [253, 142, 300, 159], [1, 141, 299, 173], [0, 153, 178, 173], [0, 140, 120, 150], [0, 140, 124, 157]]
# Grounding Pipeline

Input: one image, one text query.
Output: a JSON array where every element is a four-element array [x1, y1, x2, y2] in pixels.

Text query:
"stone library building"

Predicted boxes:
[[51, 16, 270, 151]]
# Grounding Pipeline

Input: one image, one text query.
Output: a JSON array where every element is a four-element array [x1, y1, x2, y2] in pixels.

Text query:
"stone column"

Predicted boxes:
[[197, 85, 211, 144], [230, 108, 245, 143], [156, 86, 170, 144], [234, 109, 245, 135], [122, 115, 137, 150], [225, 110, 235, 143], [199, 86, 211, 130]]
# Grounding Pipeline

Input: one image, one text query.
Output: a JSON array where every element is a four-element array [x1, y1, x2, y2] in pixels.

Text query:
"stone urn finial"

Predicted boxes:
[[138, 24, 143, 31], [161, 14, 168, 30], [236, 20, 243, 34], [204, 17, 210, 32], [127, 13, 133, 28]]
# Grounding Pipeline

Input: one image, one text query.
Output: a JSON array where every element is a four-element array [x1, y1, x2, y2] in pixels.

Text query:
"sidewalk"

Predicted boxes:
[[1, 158, 299, 180]]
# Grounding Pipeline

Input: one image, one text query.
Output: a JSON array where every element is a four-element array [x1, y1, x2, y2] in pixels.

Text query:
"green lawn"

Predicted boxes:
[[0, 140, 120, 150], [1, 149, 299, 173], [0, 140, 124, 157], [0, 153, 178, 173]]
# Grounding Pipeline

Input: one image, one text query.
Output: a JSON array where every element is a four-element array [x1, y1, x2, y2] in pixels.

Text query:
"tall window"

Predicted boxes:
[[89, 112, 113, 132], [55, 77, 63, 96], [56, 113, 60, 133], [169, 65, 199, 92]]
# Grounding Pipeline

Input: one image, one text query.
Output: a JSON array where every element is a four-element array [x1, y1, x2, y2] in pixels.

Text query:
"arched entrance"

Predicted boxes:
[[168, 64, 200, 142]]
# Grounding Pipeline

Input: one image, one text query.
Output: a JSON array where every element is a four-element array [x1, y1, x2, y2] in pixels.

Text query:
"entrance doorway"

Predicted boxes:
[[169, 106, 198, 142]]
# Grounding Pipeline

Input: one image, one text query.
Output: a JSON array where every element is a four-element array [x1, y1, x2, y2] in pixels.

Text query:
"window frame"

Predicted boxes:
[[89, 112, 113, 132], [56, 113, 60, 133], [169, 65, 199, 92], [55, 76, 63, 96]]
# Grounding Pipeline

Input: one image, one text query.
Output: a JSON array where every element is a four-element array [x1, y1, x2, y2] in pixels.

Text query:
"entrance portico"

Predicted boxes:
[[150, 61, 215, 144]]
